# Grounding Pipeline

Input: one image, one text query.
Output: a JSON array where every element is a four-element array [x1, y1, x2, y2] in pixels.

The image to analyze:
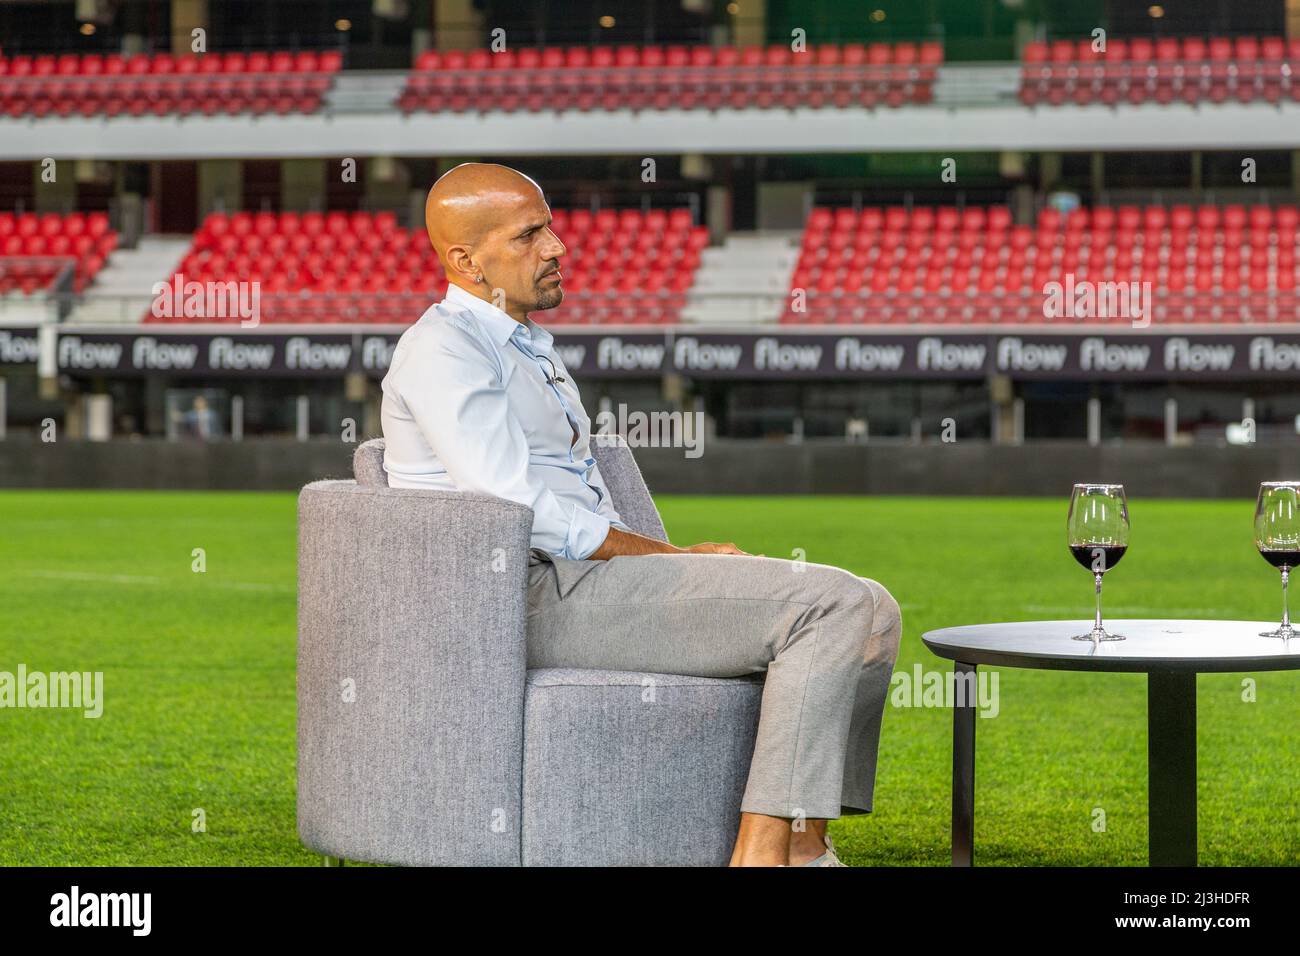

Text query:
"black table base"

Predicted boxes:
[[1147, 671, 1197, 866], [951, 663, 1199, 867]]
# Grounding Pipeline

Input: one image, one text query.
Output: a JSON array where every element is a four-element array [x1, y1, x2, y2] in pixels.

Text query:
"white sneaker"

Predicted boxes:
[[800, 833, 847, 867]]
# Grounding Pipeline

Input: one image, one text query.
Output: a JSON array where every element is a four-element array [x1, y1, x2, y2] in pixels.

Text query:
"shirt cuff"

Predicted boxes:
[[564, 507, 613, 560]]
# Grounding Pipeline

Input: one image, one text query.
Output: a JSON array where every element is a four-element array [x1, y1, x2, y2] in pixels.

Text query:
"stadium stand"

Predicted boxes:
[[1019, 36, 1300, 106], [0, 212, 117, 295], [787, 203, 1300, 324], [0, 50, 343, 117], [146, 207, 707, 324], [396, 41, 944, 114]]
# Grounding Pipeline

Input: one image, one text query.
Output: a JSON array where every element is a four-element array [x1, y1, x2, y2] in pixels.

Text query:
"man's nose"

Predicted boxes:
[[541, 228, 566, 260]]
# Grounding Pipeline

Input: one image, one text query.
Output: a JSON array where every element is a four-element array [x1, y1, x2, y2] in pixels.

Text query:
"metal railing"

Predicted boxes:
[[0, 256, 77, 319]]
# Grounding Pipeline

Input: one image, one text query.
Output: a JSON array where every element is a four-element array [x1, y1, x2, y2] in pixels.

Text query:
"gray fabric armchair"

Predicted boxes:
[[297, 436, 764, 866]]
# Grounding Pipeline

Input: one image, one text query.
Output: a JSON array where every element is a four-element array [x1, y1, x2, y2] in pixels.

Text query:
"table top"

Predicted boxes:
[[921, 619, 1300, 673]]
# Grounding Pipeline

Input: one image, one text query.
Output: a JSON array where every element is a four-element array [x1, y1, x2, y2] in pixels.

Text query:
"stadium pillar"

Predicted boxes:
[[411, 0, 433, 58], [84, 394, 112, 442], [345, 372, 380, 439], [0, 377, 6, 441], [120, 0, 145, 57], [1090, 153, 1104, 200], [705, 184, 731, 243], [171, 0, 209, 57], [62, 392, 85, 440], [231, 396, 244, 442], [117, 188, 144, 249], [282, 161, 328, 213], [198, 160, 242, 217], [731, 0, 765, 46], [757, 181, 808, 231], [409, 189, 427, 233], [1011, 184, 1034, 226], [365, 158, 411, 214], [363, 390, 382, 441], [434, 0, 483, 51], [37, 326, 57, 402], [1164, 398, 1178, 446], [1038, 153, 1061, 193], [296, 395, 310, 442], [1190, 152, 1203, 195], [1087, 397, 1101, 446], [989, 374, 1015, 444], [33, 163, 76, 214]]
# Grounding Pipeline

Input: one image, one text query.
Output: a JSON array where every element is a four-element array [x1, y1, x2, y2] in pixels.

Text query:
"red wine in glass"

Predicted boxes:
[[1069, 544, 1128, 573], [1258, 549, 1300, 570], [1255, 482, 1300, 639], [1067, 484, 1130, 642]]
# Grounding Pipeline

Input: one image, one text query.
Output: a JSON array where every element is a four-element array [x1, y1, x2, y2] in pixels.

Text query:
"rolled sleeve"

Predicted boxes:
[[564, 506, 612, 560]]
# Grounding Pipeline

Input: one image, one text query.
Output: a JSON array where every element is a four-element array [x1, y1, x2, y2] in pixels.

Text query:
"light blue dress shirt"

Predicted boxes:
[[380, 282, 629, 560]]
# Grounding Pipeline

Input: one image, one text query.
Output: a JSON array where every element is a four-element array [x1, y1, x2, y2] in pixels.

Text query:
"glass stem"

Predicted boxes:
[[1094, 571, 1104, 634], [1282, 567, 1291, 630]]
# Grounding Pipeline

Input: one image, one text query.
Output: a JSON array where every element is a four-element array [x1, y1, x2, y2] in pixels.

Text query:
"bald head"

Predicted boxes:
[[425, 163, 543, 264], [424, 163, 567, 320]]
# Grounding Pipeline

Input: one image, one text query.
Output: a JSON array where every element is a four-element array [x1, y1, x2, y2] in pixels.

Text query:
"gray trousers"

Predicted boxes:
[[526, 549, 903, 820]]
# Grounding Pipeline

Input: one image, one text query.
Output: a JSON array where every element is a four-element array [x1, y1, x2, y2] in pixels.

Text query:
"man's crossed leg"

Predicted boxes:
[[525, 549, 903, 865]]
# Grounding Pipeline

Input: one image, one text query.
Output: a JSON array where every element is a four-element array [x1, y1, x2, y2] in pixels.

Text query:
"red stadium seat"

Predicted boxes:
[[395, 41, 941, 114], [0, 48, 339, 117], [785, 202, 1300, 325], [140, 208, 702, 326], [1020, 33, 1288, 108]]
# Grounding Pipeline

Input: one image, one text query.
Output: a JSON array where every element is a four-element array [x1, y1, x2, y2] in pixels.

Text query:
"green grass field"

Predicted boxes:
[[1, 491, 1296, 866]]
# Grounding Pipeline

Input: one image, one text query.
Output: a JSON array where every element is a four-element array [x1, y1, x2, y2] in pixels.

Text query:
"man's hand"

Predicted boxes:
[[588, 527, 751, 560], [684, 541, 751, 556]]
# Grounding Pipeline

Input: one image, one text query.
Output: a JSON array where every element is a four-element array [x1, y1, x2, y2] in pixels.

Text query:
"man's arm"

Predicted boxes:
[[590, 526, 748, 560], [400, 330, 613, 559], [400, 328, 748, 562]]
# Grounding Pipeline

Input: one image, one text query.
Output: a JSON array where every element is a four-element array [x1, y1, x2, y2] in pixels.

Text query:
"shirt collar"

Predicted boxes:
[[444, 282, 531, 349]]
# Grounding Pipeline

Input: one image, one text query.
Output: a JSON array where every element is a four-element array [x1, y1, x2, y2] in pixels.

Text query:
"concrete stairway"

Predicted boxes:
[[326, 72, 408, 113], [64, 236, 193, 325], [681, 231, 800, 325]]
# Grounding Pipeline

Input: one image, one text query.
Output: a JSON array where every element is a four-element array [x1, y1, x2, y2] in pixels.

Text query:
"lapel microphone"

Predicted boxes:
[[541, 355, 566, 385]]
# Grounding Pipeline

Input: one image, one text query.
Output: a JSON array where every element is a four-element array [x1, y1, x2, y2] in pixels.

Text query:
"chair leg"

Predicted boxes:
[[322, 854, 345, 867]]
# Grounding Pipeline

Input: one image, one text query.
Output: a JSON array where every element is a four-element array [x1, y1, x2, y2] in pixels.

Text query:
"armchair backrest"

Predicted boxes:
[[352, 436, 668, 543], [296, 479, 532, 866]]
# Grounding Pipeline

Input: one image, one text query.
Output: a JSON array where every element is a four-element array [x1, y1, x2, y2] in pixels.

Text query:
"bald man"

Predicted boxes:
[[380, 163, 902, 867]]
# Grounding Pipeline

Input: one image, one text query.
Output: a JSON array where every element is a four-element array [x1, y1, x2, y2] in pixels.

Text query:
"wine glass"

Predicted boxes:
[[1254, 481, 1300, 640], [1067, 483, 1130, 642]]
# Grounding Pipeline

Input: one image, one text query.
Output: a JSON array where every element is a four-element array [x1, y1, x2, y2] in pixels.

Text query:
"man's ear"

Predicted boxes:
[[444, 245, 481, 284]]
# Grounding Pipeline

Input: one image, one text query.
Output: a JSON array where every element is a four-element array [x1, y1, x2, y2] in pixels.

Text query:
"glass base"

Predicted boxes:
[[1259, 624, 1296, 639], [1072, 629, 1126, 642]]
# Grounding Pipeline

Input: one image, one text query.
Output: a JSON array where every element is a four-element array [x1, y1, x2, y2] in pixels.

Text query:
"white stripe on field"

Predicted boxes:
[[21, 569, 293, 593]]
